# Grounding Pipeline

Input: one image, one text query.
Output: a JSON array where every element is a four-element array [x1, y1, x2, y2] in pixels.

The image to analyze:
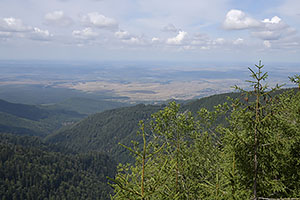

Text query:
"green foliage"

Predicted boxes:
[[0, 134, 116, 200], [110, 102, 226, 199], [3, 62, 299, 199], [222, 62, 300, 199], [226, 61, 282, 198], [289, 74, 300, 89], [110, 62, 300, 199]]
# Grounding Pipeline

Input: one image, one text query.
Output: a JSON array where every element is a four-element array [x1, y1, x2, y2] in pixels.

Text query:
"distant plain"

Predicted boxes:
[[0, 60, 298, 104]]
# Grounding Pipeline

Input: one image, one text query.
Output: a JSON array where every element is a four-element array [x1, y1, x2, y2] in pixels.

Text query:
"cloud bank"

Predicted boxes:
[[81, 12, 118, 30]]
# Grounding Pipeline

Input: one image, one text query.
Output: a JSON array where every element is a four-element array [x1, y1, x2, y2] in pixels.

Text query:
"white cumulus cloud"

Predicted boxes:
[[72, 28, 98, 40], [115, 30, 131, 40], [223, 9, 298, 46], [166, 31, 187, 45], [263, 16, 281, 24], [45, 10, 73, 27], [223, 9, 261, 30], [0, 17, 53, 41], [29, 27, 53, 41], [114, 30, 144, 45], [82, 12, 118, 30], [263, 40, 271, 48], [151, 37, 160, 43], [233, 38, 244, 45], [212, 38, 226, 46], [252, 16, 296, 40], [123, 37, 141, 45], [0, 17, 32, 32], [262, 16, 288, 30]]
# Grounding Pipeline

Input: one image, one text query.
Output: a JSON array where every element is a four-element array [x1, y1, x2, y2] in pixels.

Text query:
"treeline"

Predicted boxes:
[[0, 134, 116, 200], [110, 63, 300, 199]]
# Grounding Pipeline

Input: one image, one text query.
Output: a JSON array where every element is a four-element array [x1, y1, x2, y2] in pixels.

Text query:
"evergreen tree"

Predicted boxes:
[[110, 102, 225, 199], [110, 62, 300, 199], [222, 62, 300, 199]]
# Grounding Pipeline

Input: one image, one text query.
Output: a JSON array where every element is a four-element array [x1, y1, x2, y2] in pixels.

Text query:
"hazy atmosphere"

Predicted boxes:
[[0, 0, 300, 62], [1, 1, 300, 200]]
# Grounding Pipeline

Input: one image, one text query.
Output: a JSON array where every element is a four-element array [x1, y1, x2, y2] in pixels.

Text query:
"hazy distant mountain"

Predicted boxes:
[[43, 97, 130, 115]]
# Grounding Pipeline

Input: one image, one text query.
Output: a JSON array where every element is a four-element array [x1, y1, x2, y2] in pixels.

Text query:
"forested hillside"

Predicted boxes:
[[0, 86, 247, 199], [45, 91, 244, 163], [0, 99, 84, 137], [0, 99, 50, 120], [1, 63, 299, 199], [110, 64, 300, 199], [45, 86, 296, 165], [0, 134, 116, 200], [45, 104, 163, 163]]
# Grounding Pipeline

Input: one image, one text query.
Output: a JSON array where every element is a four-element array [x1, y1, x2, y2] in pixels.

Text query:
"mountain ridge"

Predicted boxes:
[[45, 91, 242, 162], [0, 98, 84, 137]]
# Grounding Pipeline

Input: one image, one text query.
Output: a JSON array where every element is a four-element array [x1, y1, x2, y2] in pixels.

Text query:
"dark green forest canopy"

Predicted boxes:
[[0, 134, 116, 200], [0, 99, 84, 137]]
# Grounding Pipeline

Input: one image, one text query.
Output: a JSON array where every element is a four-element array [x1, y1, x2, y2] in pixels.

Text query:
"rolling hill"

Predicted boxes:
[[0, 99, 84, 137], [45, 104, 163, 163], [42, 97, 130, 115]]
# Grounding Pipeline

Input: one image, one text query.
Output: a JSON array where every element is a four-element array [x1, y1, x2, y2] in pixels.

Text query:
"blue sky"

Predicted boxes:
[[0, 0, 300, 62]]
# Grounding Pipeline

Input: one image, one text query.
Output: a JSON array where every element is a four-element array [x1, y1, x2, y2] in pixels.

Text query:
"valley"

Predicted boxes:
[[1, 0, 300, 198], [0, 60, 299, 199]]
